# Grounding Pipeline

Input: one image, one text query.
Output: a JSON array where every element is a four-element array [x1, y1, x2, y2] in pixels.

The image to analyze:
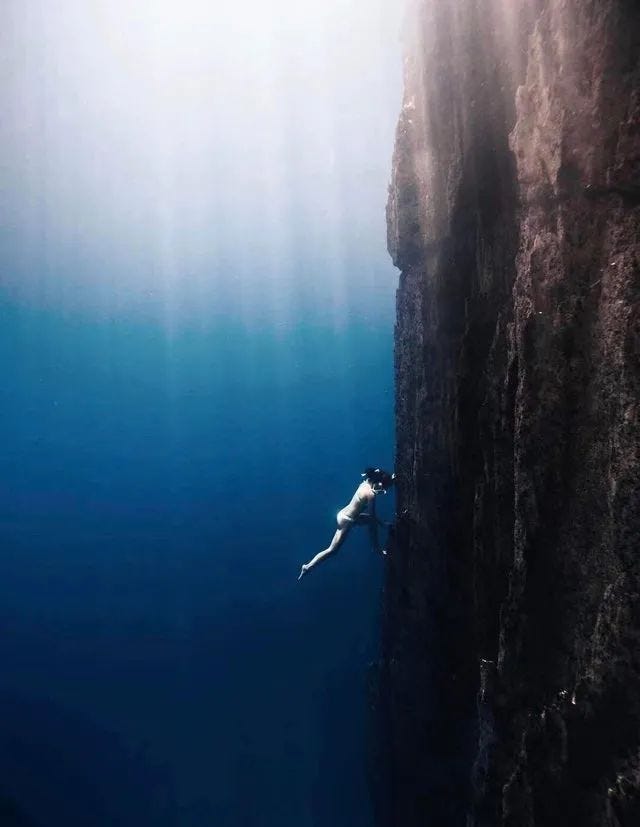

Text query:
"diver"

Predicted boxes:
[[298, 467, 395, 580]]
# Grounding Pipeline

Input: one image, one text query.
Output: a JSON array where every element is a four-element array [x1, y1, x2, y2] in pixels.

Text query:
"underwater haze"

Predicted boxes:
[[0, 2, 401, 825]]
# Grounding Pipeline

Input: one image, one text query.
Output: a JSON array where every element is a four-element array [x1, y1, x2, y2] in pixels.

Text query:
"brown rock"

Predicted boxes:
[[381, 1, 640, 824]]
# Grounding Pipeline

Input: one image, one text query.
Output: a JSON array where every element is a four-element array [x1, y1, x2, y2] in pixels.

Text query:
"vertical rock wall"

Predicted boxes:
[[383, 1, 640, 824]]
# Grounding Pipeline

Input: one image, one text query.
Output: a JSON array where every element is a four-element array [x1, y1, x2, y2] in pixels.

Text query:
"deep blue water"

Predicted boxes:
[[1, 1, 401, 822], [0, 292, 395, 826]]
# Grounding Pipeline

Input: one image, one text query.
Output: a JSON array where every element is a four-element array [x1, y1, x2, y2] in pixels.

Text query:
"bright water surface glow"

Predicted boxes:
[[1, 2, 402, 825]]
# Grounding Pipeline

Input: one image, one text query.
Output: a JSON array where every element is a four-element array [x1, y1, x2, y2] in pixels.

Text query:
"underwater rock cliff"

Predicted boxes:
[[383, 0, 640, 824]]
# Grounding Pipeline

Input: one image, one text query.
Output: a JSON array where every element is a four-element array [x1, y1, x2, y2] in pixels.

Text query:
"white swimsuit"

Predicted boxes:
[[336, 509, 355, 529], [336, 489, 368, 529]]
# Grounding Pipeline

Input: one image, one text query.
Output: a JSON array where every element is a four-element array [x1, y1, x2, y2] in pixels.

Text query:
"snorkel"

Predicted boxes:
[[362, 468, 396, 494]]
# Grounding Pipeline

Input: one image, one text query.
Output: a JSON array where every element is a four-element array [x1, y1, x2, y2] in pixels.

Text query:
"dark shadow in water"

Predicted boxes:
[[0, 693, 178, 827], [0, 796, 40, 827]]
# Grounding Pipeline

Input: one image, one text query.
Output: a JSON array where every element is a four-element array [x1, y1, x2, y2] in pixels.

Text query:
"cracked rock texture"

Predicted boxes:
[[381, 0, 640, 824]]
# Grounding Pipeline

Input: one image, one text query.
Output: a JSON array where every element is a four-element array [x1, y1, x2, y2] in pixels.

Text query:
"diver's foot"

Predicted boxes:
[[298, 564, 309, 581]]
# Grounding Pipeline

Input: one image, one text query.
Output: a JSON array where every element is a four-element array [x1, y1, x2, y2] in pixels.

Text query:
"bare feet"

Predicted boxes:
[[298, 564, 309, 581]]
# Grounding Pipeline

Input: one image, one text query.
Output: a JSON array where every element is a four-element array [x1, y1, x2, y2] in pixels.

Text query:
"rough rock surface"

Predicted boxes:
[[381, 1, 640, 824]]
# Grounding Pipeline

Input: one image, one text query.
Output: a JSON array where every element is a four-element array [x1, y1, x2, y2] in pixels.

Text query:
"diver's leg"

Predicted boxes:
[[357, 513, 391, 528], [368, 516, 382, 555], [298, 527, 349, 579], [356, 513, 387, 556]]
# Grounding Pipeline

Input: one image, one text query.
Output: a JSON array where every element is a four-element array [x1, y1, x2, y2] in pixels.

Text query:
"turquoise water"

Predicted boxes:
[[1, 1, 401, 823]]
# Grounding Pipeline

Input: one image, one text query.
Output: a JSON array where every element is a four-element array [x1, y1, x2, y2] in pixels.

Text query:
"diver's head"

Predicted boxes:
[[362, 467, 396, 493]]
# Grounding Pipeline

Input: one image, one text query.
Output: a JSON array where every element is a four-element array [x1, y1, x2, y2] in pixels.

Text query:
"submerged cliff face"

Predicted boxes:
[[384, 1, 640, 824]]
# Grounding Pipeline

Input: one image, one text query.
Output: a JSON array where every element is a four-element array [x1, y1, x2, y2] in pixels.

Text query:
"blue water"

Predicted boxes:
[[1, 1, 401, 823], [0, 289, 395, 825]]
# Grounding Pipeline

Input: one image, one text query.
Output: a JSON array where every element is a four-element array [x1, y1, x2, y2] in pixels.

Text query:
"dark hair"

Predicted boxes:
[[362, 467, 395, 490]]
